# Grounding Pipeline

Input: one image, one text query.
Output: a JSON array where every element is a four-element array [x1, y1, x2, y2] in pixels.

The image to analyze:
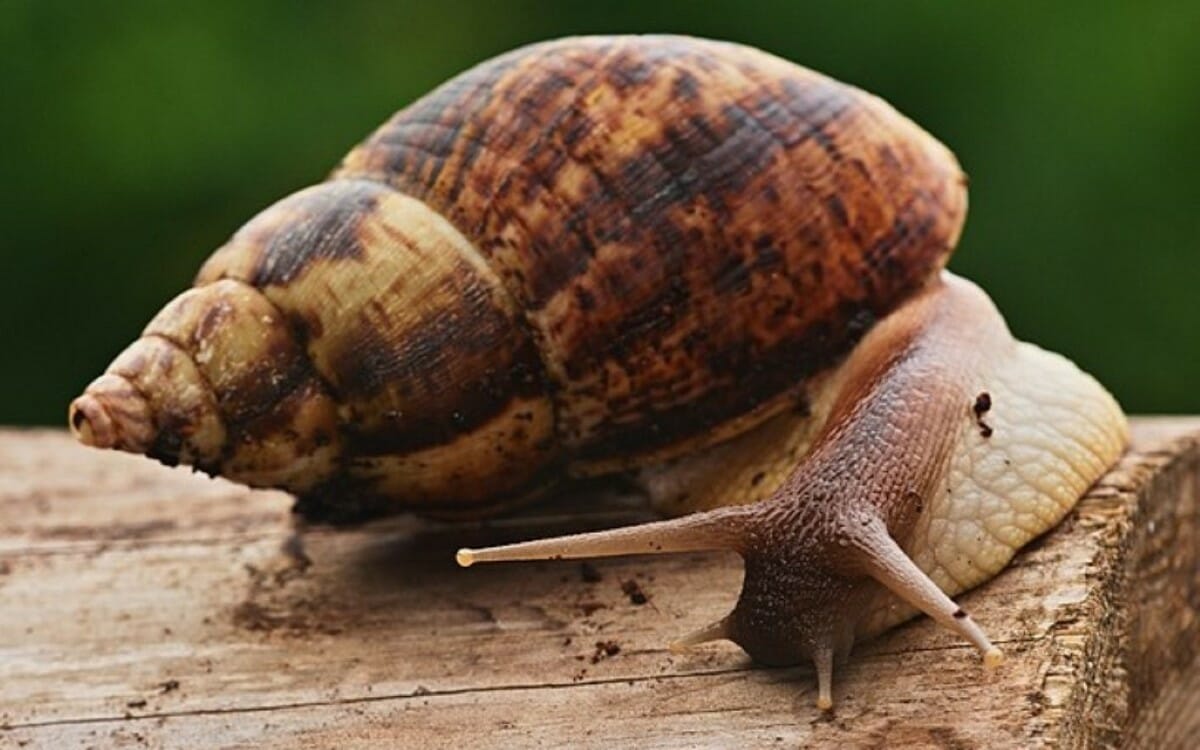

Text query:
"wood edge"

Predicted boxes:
[[1050, 422, 1200, 747]]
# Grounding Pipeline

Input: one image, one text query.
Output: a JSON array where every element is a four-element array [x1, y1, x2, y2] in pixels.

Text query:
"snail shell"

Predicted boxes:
[[69, 35, 1127, 709], [71, 35, 965, 519]]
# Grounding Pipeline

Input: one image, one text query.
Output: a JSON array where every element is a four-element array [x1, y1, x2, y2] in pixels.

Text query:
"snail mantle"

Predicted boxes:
[[2, 419, 1199, 748]]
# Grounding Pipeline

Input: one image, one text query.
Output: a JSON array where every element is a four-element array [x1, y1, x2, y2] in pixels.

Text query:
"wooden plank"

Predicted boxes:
[[1, 419, 1198, 748]]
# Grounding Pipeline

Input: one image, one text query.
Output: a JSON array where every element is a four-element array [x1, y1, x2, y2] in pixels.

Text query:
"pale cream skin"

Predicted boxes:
[[458, 272, 1128, 710], [862, 320, 1127, 635]]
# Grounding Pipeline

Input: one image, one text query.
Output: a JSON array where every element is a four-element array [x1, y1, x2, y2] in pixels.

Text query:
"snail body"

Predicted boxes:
[[69, 36, 1127, 709]]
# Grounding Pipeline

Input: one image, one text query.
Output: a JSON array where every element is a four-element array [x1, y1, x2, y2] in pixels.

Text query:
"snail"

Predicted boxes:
[[68, 35, 1127, 710]]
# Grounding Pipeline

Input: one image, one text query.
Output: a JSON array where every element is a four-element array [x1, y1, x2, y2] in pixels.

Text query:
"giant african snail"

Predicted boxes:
[[68, 35, 1127, 709]]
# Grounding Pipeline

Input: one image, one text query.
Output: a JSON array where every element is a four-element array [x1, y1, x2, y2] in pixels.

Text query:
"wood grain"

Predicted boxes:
[[1, 419, 1198, 748]]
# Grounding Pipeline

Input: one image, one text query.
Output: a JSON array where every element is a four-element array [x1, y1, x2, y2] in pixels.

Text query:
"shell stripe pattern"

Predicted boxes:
[[193, 35, 965, 513], [196, 180, 558, 517], [335, 36, 964, 468]]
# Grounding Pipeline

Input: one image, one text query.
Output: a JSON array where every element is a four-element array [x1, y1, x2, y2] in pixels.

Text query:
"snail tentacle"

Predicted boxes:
[[813, 642, 835, 711], [668, 616, 733, 654], [456, 505, 751, 566], [850, 516, 1003, 667]]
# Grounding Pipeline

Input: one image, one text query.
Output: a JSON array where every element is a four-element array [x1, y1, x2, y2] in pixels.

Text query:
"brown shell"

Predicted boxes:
[[334, 35, 965, 470], [72, 35, 966, 521]]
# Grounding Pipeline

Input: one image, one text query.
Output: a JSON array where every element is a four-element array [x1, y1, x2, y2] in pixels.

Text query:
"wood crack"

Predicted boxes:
[[2, 665, 760, 731]]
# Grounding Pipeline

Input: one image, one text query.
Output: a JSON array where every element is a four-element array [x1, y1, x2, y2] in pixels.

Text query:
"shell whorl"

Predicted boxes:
[[336, 35, 967, 472], [194, 180, 558, 517]]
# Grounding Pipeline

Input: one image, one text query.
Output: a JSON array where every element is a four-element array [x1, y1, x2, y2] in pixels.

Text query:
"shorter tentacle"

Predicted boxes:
[[669, 616, 733, 654], [813, 642, 835, 711]]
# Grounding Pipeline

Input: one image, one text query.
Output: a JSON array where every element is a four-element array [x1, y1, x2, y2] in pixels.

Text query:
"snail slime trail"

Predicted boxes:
[[69, 35, 1128, 709]]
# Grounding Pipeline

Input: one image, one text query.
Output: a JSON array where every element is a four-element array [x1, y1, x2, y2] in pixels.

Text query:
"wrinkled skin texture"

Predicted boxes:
[[459, 274, 1127, 708]]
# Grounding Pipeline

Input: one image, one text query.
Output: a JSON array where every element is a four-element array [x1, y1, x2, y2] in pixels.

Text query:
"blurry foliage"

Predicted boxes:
[[1, 0, 1197, 424]]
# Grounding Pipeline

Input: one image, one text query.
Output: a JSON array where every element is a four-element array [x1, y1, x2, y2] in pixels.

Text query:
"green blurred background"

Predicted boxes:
[[2, 0, 1197, 425]]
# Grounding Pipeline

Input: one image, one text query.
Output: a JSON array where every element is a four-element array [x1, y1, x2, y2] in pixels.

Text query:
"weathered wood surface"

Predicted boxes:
[[0, 419, 1197, 749]]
